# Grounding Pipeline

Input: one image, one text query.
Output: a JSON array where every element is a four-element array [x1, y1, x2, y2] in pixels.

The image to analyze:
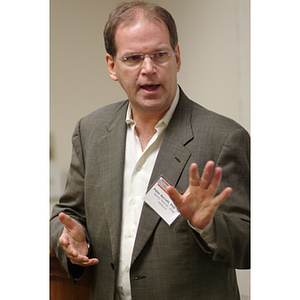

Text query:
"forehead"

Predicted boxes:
[[114, 14, 171, 55]]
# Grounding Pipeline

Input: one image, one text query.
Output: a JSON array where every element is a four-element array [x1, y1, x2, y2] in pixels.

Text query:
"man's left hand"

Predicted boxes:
[[167, 161, 232, 230]]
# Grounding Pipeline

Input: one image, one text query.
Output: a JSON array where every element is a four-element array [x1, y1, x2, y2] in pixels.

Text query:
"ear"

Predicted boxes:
[[174, 44, 181, 72], [106, 54, 118, 81]]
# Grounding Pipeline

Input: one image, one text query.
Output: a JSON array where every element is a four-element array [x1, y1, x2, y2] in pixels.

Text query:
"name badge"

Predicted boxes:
[[144, 177, 180, 226]]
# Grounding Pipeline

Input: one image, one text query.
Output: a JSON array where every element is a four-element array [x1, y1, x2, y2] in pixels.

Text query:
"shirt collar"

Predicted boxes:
[[125, 85, 180, 127]]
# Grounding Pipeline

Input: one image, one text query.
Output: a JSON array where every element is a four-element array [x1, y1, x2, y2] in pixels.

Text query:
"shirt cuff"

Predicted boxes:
[[187, 219, 217, 250]]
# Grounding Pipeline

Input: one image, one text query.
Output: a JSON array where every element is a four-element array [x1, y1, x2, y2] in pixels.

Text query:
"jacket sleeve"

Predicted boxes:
[[50, 119, 90, 281], [192, 127, 250, 269]]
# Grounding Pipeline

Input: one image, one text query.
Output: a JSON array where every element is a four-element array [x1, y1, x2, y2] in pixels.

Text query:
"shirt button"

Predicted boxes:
[[126, 231, 132, 238], [131, 199, 136, 205], [136, 166, 142, 171], [125, 266, 130, 272]]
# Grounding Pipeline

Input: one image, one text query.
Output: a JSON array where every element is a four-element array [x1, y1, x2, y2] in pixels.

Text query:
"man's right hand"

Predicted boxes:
[[58, 212, 99, 267]]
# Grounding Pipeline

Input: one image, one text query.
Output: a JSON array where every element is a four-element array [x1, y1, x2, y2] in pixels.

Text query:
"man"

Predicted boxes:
[[50, 1, 250, 299]]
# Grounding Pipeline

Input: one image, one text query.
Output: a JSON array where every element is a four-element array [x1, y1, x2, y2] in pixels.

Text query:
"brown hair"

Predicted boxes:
[[103, 1, 178, 58]]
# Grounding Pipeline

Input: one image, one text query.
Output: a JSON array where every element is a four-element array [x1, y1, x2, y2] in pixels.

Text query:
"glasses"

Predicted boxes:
[[117, 51, 175, 67]]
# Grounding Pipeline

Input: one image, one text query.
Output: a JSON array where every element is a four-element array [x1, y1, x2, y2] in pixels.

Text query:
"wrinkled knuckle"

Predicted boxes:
[[59, 237, 66, 246]]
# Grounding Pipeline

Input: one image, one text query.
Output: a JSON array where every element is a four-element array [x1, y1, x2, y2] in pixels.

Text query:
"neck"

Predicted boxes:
[[131, 107, 169, 151]]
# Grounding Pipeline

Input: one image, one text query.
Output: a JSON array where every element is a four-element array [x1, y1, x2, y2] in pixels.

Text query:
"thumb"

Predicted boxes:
[[58, 212, 86, 244], [167, 186, 182, 207], [59, 212, 78, 230]]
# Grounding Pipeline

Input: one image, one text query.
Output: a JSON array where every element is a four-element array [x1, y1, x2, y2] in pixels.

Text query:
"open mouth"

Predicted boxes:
[[140, 84, 160, 91]]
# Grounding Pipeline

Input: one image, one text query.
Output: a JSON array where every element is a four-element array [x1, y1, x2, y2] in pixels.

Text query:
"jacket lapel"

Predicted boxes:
[[131, 90, 194, 265], [98, 102, 128, 264]]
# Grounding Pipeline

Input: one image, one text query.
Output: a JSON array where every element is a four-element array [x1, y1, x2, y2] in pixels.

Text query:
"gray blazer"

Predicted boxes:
[[50, 87, 250, 300]]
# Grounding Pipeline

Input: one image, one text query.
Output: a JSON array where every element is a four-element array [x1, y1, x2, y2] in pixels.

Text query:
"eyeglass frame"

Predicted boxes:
[[117, 51, 176, 67]]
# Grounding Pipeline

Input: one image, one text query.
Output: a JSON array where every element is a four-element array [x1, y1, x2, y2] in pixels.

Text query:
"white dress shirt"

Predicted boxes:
[[116, 87, 180, 300]]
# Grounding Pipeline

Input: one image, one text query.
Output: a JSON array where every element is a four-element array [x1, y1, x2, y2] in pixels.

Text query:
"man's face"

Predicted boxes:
[[106, 13, 181, 119]]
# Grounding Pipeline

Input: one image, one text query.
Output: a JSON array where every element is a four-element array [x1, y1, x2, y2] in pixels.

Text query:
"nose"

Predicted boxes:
[[141, 56, 156, 75]]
